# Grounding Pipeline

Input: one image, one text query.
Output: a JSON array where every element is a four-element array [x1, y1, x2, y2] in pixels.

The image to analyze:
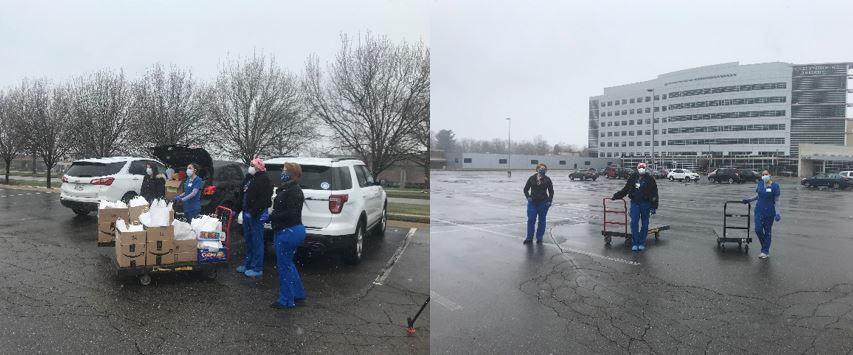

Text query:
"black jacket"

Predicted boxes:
[[241, 171, 273, 216], [523, 173, 554, 203], [269, 181, 304, 230], [613, 172, 659, 209], [141, 171, 166, 202]]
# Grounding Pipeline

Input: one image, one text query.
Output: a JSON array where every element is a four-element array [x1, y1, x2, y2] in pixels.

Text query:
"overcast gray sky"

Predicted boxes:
[[0, 0, 428, 87], [431, 0, 853, 147]]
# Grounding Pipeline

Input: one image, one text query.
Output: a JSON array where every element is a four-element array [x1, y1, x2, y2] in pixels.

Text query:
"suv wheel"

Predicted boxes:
[[344, 220, 365, 265], [375, 205, 387, 237], [669, 176, 674, 181], [121, 191, 137, 204], [727, 178, 734, 184], [72, 209, 90, 216], [832, 182, 840, 189]]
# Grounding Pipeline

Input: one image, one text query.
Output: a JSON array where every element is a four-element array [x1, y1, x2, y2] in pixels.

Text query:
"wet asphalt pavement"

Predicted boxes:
[[431, 170, 853, 354], [0, 186, 429, 354]]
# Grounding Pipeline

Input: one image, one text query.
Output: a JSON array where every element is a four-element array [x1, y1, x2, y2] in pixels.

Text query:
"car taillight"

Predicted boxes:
[[329, 194, 349, 214], [90, 177, 114, 186], [62, 176, 68, 183], [203, 186, 216, 196]]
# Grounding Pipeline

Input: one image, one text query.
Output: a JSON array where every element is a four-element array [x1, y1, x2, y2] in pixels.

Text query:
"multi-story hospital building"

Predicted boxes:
[[589, 62, 853, 174]]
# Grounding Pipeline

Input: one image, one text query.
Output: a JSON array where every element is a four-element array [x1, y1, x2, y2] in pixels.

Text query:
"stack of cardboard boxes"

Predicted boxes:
[[165, 179, 183, 201], [98, 206, 128, 245]]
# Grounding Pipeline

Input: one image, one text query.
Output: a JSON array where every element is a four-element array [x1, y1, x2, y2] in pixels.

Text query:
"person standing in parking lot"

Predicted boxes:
[[523, 163, 554, 244], [742, 170, 781, 259], [140, 163, 165, 202], [238, 157, 273, 278], [611, 162, 659, 251], [268, 162, 307, 309], [174, 163, 203, 221]]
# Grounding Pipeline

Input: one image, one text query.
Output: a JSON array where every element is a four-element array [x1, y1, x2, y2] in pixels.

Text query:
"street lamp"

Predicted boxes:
[[646, 88, 656, 169], [506, 117, 511, 178]]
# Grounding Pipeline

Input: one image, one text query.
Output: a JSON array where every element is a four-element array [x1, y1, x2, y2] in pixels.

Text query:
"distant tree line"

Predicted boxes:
[[433, 129, 587, 156], [0, 33, 429, 188]]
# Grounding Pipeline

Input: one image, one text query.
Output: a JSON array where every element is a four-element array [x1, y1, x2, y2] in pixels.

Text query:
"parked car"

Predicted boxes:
[[569, 168, 598, 181], [60, 157, 166, 215], [667, 168, 699, 182], [650, 168, 669, 179], [708, 168, 743, 184], [839, 171, 853, 180], [801, 174, 850, 189], [151, 145, 247, 216], [737, 169, 761, 183], [260, 157, 388, 264]]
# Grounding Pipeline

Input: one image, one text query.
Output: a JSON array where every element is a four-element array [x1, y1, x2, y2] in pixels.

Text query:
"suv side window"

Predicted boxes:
[[128, 160, 147, 175], [362, 166, 375, 185], [334, 167, 353, 190], [354, 165, 368, 187]]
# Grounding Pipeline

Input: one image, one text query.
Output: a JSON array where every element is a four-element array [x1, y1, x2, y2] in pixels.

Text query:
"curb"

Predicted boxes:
[[388, 213, 429, 224], [0, 184, 60, 193]]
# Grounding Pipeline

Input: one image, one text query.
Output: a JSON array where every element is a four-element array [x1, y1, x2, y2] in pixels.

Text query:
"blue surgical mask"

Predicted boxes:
[[281, 171, 291, 182], [761, 175, 770, 182], [538, 169, 547, 175], [187, 169, 194, 177]]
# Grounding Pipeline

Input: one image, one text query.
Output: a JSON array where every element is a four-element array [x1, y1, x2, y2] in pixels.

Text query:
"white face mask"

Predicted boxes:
[[146, 168, 153, 176], [638, 168, 646, 175], [248, 166, 256, 175], [187, 169, 194, 177]]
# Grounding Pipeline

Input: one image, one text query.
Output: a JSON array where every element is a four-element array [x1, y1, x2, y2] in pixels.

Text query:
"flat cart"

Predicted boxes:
[[601, 198, 670, 246], [714, 201, 752, 253], [114, 205, 234, 286]]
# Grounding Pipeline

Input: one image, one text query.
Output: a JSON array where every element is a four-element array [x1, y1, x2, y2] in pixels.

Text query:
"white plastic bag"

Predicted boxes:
[[99, 200, 128, 209], [146, 199, 173, 227], [172, 219, 196, 241], [115, 218, 144, 232], [128, 195, 148, 207], [138, 211, 153, 227], [197, 240, 223, 252]]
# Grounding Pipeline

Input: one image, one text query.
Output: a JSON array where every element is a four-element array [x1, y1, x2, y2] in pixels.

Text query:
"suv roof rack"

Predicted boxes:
[[330, 156, 362, 162]]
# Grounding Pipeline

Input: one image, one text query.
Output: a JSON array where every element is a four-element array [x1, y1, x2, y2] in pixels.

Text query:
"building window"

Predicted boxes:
[[629, 131, 635, 136], [621, 142, 627, 147], [645, 108, 650, 113], [645, 96, 651, 102], [600, 133, 605, 137], [621, 99, 627, 104], [530, 160, 538, 164], [600, 142, 605, 147], [630, 109, 635, 114], [622, 110, 627, 115], [615, 111, 620, 116], [662, 141, 667, 146], [645, 141, 651, 146], [654, 107, 660, 112], [629, 141, 635, 146], [499, 158, 507, 164], [637, 130, 643, 136], [622, 120, 627, 125], [654, 95, 660, 100], [662, 94, 667, 99], [454, 158, 459, 163], [629, 120, 634, 125], [645, 119, 651, 124], [607, 101, 612, 106], [630, 98, 635, 104], [615, 100, 620, 106], [559, 160, 566, 165], [607, 122, 612, 127], [662, 106, 667, 111], [463, 158, 472, 163], [601, 122, 605, 127], [584, 161, 591, 166]]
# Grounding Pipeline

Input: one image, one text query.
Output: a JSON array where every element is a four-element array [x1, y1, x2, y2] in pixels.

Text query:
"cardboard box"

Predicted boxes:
[[198, 247, 228, 263], [174, 252, 197, 263], [146, 226, 174, 242], [128, 205, 148, 224], [115, 243, 146, 268], [117, 227, 146, 244], [97, 208, 129, 244], [165, 179, 183, 192], [173, 239, 197, 254], [146, 239, 174, 266]]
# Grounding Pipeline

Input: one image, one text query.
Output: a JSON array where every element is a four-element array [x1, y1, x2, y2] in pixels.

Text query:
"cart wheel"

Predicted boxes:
[[138, 274, 152, 286], [720, 244, 726, 252], [604, 236, 611, 245], [744, 244, 749, 253], [738, 242, 742, 249]]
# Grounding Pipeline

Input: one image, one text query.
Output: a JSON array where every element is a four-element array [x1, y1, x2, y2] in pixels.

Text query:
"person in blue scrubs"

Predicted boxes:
[[611, 162, 659, 251], [742, 170, 781, 259], [174, 163, 203, 221], [268, 162, 306, 309], [238, 157, 273, 278]]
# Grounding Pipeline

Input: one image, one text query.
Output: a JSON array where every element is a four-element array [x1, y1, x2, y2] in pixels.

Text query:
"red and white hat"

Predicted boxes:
[[637, 162, 647, 169]]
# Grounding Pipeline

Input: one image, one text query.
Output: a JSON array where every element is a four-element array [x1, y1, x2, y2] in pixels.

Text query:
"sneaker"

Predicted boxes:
[[631, 245, 639, 251], [270, 302, 293, 310], [523, 239, 532, 245], [535, 239, 543, 244], [758, 253, 768, 259], [244, 270, 263, 278], [638, 245, 645, 251], [236, 265, 246, 273]]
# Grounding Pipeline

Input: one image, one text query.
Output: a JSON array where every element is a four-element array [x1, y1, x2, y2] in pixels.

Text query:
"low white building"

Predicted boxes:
[[446, 153, 614, 171]]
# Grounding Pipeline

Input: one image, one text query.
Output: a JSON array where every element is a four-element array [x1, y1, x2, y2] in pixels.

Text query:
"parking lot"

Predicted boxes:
[[0, 187, 429, 353], [431, 170, 853, 354]]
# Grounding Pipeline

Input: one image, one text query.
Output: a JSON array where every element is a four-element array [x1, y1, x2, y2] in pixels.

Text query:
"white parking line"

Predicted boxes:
[[430, 290, 463, 311], [432, 216, 640, 266], [372, 227, 417, 286]]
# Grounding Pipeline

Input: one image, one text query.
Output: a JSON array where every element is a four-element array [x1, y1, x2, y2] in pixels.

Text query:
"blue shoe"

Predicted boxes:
[[236, 265, 246, 273], [631, 245, 639, 251], [244, 270, 263, 278], [638, 245, 645, 251]]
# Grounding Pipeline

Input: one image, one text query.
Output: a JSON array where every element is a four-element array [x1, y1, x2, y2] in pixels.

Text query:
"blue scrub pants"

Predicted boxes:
[[274, 225, 306, 307], [754, 214, 774, 254], [184, 208, 200, 222], [629, 201, 652, 247], [526, 201, 549, 241], [241, 212, 265, 272]]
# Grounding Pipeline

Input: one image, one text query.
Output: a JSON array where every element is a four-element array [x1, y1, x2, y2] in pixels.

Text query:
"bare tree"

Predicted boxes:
[[12, 79, 74, 188], [303, 33, 430, 177], [0, 90, 24, 184], [67, 69, 133, 158], [128, 64, 205, 150], [205, 53, 312, 164]]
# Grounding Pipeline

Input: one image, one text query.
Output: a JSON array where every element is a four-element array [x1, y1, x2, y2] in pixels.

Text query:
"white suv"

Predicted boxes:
[[260, 157, 388, 264], [667, 168, 699, 182], [59, 157, 166, 215]]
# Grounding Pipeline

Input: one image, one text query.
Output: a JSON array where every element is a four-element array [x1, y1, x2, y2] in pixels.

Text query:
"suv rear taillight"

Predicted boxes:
[[329, 194, 349, 214], [90, 177, 114, 186], [62, 176, 68, 183], [203, 186, 216, 196]]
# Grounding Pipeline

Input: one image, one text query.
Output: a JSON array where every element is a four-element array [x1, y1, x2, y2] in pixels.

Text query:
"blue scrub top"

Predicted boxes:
[[754, 181, 780, 217], [183, 175, 203, 212]]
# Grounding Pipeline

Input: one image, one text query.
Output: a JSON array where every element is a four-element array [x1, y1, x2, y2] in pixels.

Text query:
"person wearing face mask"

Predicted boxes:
[[611, 162, 659, 251], [237, 157, 273, 278], [174, 163, 204, 221], [140, 163, 165, 203], [268, 162, 307, 309], [523, 163, 554, 244], [742, 170, 781, 259]]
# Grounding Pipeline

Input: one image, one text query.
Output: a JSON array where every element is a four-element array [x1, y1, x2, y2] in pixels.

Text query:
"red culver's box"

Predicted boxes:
[[198, 247, 228, 263]]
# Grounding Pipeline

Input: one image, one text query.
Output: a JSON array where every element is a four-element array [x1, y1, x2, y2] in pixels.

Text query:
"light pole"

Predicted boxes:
[[646, 88, 655, 169], [506, 117, 512, 178]]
